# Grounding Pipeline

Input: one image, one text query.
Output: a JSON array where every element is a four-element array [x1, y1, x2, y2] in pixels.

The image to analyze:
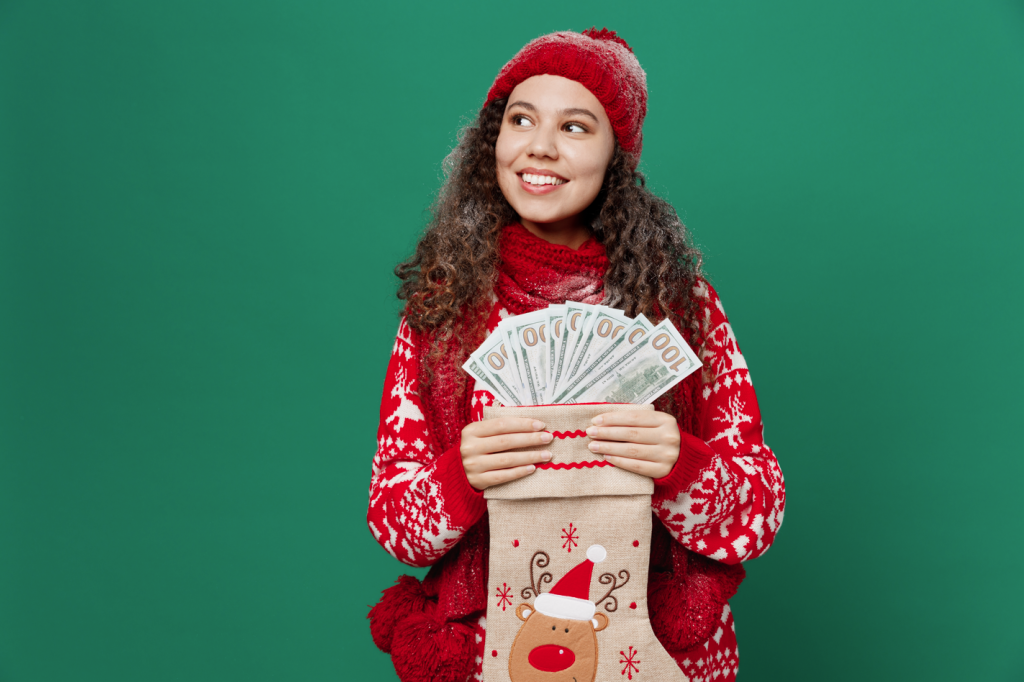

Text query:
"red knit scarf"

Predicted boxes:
[[493, 222, 609, 314]]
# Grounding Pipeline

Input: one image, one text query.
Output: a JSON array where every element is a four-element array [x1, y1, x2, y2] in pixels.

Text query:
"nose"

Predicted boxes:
[[529, 644, 576, 672], [526, 123, 558, 159]]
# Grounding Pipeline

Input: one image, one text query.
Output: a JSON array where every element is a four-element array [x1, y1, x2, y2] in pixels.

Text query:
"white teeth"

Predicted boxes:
[[522, 173, 565, 186]]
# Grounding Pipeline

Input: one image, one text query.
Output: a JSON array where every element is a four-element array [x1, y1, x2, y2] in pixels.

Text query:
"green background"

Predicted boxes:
[[1, 1, 1021, 680]]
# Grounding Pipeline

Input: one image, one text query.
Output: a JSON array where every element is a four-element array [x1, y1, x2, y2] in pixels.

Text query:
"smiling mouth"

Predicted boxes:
[[517, 173, 568, 195], [518, 172, 568, 187]]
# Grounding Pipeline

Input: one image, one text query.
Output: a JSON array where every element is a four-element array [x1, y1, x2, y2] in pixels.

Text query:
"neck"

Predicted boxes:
[[519, 215, 592, 250]]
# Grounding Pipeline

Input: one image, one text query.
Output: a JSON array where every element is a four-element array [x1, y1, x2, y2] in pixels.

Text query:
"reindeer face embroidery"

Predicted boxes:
[[510, 608, 607, 680], [508, 545, 625, 682]]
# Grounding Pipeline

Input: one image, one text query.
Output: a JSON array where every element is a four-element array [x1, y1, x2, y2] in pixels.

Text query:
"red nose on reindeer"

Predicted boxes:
[[528, 644, 576, 671]]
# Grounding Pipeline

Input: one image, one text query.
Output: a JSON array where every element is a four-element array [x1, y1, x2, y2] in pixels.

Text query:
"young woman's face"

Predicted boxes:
[[495, 74, 616, 244]]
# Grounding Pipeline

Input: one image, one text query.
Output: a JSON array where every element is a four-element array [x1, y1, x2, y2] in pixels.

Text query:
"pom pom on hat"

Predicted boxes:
[[586, 544, 607, 563], [485, 27, 649, 166]]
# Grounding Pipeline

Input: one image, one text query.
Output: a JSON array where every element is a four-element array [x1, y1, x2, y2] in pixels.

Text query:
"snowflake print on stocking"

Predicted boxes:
[[496, 583, 513, 612], [620, 646, 641, 679], [561, 522, 579, 552]]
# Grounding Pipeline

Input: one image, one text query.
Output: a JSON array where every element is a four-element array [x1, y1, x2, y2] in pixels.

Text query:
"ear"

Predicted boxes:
[[591, 612, 609, 632], [516, 604, 534, 622]]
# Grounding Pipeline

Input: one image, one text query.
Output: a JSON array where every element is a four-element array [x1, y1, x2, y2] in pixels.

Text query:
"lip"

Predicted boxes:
[[516, 168, 569, 195], [518, 167, 567, 180], [517, 174, 566, 195]]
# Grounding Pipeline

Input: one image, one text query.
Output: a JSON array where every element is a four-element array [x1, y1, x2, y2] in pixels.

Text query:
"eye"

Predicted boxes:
[[564, 628, 569, 633], [565, 122, 587, 133], [511, 114, 533, 127], [551, 625, 556, 631]]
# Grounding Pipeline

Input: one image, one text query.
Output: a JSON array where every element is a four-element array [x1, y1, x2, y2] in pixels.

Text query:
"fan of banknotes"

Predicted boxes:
[[462, 302, 702, 406]]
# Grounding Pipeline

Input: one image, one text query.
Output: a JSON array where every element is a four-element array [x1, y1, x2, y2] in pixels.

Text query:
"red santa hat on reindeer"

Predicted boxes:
[[534, 545, 607, 621]]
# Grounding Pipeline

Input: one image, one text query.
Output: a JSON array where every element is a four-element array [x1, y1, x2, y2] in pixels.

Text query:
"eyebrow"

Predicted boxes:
[[507, 100, 600, 124]]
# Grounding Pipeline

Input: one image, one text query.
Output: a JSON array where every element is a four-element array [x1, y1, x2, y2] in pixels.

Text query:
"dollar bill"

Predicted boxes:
[[551, 314, 653, 403], [544, 305, 567, 403], [463, 356, 518, 406], [559, 307, 629, 391], [509, 310, 550, 406], [551, 302, 596, 399], [498, 321, 528, 398], [468, 331, 524, 406], [559, 319, 701, 405]]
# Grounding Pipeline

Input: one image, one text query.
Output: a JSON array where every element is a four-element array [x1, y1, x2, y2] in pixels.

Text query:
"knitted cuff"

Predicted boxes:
[[653, 429, 717, 499], [433, 441, 487, 528]]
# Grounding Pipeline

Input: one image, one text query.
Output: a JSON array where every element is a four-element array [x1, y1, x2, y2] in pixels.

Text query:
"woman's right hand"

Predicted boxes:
[[460, 417, 553, 490]]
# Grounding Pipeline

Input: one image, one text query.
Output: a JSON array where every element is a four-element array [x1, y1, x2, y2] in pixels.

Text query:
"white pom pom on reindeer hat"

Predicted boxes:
[[533, 544, 607, 621]]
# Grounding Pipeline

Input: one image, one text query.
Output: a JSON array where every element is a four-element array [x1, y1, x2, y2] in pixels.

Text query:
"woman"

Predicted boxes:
[[367, 27, 785, 682]]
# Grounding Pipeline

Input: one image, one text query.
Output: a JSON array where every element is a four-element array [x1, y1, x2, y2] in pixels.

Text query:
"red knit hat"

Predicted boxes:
[[485, 27, 649, 165]]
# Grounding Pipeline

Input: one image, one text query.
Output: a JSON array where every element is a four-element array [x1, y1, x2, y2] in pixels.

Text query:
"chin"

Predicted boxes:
[[513, 199, 581, 225], [517, 210, 576, 226]]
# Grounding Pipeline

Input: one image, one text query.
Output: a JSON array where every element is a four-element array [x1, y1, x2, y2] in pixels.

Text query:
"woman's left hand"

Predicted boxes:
[[586, 410, 680, 480]]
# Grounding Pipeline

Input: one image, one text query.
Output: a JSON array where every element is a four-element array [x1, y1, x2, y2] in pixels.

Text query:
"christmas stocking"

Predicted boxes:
[[482, 403, 688, 682]]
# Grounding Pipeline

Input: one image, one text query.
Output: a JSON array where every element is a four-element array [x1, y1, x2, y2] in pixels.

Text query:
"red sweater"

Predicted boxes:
[[367, 223, 785, 682]]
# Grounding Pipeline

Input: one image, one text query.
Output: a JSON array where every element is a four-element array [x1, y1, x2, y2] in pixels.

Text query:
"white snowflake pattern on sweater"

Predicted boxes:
[[651, 281, 785, 564]]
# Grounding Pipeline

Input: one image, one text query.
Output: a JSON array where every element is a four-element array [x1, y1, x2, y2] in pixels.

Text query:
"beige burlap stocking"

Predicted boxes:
[[482, 404, 688, 682]]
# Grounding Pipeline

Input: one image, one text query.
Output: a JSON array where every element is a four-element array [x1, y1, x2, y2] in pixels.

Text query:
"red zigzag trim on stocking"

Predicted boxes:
[[535, 460, 614, 470], [550, 429, 588, 439]]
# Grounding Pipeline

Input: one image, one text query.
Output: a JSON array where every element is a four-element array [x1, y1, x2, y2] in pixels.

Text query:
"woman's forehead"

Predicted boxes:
[[505, 75, 607, 121]]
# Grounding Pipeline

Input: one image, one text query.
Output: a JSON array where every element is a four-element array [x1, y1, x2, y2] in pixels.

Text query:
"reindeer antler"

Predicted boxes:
[[522, 551, 553, 600], [595, 569, 630, 612]]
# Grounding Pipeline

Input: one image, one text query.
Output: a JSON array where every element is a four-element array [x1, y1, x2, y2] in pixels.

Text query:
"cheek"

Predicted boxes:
[[570, 166, 607, 204], [494, 136, 519, 192], [566, 150, 610, 194], [494, 131, 519, 171]]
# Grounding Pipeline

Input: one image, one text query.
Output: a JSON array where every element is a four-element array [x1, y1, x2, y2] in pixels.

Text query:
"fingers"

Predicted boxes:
[[470, 463, 541, 490], [585, 424, 664, 445], [468, 417, 546, 438], [587, 440, 660, 461], [591, 410, 670, 428], [470, 448, 552, 473], [464, 429, 553, 456], [603, 455, 670, 480]]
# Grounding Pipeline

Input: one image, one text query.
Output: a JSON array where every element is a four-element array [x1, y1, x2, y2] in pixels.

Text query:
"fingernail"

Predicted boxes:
[[528, 464, 537, 472], [540, 432, 553, 443], [586, 426, 596, 437], [541, 451, 552, 461], [532, 420, 545, 431], [588, 442, 599, 452], [592, 416, 604, 425]]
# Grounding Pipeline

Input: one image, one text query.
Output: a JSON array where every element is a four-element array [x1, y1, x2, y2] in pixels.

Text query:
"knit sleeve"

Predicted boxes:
[[651, 280, 786, 564], [366, 317, 487, 568]]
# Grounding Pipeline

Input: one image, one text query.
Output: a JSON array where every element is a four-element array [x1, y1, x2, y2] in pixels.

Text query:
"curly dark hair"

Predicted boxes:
[[395, 98, 707, 424]]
